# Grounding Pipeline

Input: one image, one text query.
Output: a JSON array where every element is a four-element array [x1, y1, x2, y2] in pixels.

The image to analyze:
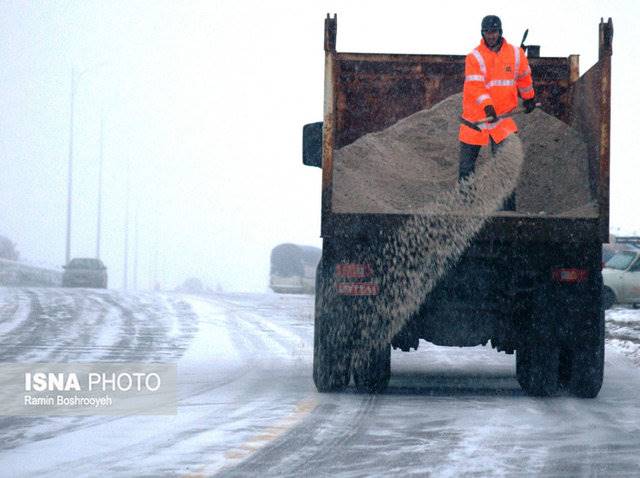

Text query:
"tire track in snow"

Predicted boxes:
[[0, 288, 199, 454], [0, 289, 30, 339], [222, 394, 378, 477], [0, 289, 75, 361], [14, 294, 310, 476], [210, 295, 311, 364]]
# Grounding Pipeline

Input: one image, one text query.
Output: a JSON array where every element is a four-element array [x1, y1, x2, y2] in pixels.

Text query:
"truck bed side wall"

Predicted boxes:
[[568, 20, 612, 242]]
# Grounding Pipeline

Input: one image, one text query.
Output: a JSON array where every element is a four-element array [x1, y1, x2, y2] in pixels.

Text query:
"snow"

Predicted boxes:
[[606, 306, 640, 365], [0, 288, 32, 336], [1, 289, 640, 476]]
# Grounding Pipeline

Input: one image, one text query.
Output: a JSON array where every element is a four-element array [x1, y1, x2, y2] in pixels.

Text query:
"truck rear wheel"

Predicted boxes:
[[516, 343, 559, 397], [558, 347, 573, 387], [353, 344, 391, 393], [568, 308, 604, 398], [313, 264, 352, 392], [516, 293, 559, 397], [313, 311, 351, 392]]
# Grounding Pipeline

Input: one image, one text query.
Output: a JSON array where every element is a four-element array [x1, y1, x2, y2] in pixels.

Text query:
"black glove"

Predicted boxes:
[[484, 105, 498, 123], [523, 98, 536, 114]]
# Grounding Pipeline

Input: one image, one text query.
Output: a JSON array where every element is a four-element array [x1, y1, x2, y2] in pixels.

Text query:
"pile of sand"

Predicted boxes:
[[332, 92, 595, 217], [517, 106, 593, 215]]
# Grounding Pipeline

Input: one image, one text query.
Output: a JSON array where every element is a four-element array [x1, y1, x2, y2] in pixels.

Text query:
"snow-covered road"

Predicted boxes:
[[1, 287, 640, 476]]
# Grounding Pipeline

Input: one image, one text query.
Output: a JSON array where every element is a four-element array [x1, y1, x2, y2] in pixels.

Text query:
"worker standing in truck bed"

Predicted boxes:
[[458, 15, 537, 209]]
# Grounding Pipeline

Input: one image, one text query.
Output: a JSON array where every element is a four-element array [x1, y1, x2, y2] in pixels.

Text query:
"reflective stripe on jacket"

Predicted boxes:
[[459, 37, 535, 146]]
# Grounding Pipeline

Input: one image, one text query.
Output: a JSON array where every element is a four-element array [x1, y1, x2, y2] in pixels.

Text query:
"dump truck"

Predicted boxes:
[[303, 15, 613, 398]]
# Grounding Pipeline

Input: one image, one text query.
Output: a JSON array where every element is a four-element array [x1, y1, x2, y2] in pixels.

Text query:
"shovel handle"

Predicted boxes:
[[466, 103, 542, 126]]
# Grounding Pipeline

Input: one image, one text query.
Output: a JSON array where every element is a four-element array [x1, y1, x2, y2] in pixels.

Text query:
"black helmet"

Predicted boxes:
[[481, 15, 502, 34]]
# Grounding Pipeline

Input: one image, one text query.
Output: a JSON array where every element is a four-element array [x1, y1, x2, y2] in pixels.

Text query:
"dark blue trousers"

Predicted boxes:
[[458, 138, 516, 211]]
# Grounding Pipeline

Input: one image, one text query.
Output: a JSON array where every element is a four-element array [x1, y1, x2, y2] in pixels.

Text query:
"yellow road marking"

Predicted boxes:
[[223, 397, 317, 460], [183, 396, 318, 477]]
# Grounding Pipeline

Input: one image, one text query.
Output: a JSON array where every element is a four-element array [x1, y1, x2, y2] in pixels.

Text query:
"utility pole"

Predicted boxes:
[[65, 63, 106, 265], [65, 69, 76, 266], [96, 111, 104, 259]]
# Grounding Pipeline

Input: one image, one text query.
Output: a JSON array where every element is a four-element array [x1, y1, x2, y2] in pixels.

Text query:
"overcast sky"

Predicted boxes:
[[1, 0, 637, 291]]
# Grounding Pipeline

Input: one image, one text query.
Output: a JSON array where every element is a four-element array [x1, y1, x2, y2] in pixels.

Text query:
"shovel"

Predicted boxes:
[[460, 103, 542, 130]]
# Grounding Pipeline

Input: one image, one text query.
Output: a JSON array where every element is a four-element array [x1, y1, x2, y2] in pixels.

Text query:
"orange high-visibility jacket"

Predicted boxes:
[[459, 37, 535, 145]]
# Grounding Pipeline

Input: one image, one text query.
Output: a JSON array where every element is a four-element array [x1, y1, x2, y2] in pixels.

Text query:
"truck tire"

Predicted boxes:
[[558, 347, 572, 387], [353, 344, 391, 393], [516, 292, 559, 397], [313, 263, 352, 392], [516, 344, 559, 397], [568, 307, 604, 398], [602, 286, 616, 310]]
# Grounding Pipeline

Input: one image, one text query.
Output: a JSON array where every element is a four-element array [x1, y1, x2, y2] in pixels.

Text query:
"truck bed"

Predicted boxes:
[[320, 18, 612, 243]]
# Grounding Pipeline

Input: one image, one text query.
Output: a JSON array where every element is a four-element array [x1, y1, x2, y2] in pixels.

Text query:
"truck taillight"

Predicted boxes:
[[551, 268, 589, 283], [335, 263, 378, 296], [335, 263, 373, 279]]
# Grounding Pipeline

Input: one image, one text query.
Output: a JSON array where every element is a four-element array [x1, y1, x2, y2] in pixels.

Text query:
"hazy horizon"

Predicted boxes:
[[2, 0, 637, 291]]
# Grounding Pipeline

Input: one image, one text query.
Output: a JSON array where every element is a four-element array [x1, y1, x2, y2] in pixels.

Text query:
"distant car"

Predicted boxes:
[[62, 258, 108, 288], [602, 250, 640, 309]]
